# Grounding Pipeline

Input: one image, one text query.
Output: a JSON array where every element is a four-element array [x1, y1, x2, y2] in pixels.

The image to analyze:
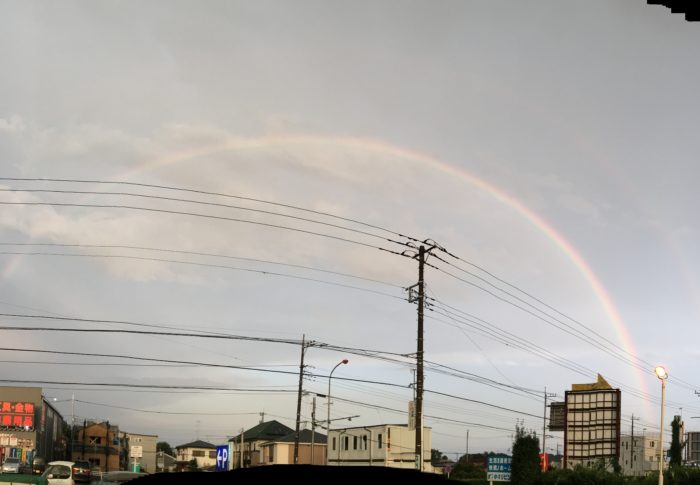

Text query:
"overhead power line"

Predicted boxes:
[[0, 201, 400, 253], [0, 177, 409, 239], [0, 242, 401, 288], [0, 188, 411, 246], [0, 346, 547, 421], [0, 251, 404, 301]]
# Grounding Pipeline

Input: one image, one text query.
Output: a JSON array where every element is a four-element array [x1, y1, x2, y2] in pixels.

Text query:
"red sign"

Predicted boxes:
[[0, 402, 35, 430]]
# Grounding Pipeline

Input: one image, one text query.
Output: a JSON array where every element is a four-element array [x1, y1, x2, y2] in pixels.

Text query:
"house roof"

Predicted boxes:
[[175, 439, 216, 450], [229, 420, 294, 442], [264, 429, 327, 445]]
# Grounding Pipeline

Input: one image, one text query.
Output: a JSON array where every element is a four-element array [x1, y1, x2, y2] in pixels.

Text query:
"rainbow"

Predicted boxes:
[[2, 133, 650, 411], [126, 134, 647, 387]]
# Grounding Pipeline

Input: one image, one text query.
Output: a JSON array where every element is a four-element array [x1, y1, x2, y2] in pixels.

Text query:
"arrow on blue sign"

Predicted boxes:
[[216, 445, 229, 471]]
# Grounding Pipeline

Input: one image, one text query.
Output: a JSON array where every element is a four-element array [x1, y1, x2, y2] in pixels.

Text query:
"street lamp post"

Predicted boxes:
[[655, 366, 668, 485], [326, 359, 348, 466]]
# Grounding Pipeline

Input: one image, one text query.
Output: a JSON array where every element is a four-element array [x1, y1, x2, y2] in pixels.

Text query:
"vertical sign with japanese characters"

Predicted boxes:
[[487, 455, 512, 482]]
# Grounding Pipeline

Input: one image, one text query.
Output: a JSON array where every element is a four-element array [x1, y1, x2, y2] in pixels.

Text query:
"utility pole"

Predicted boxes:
[[311, 396, 316, 465], [407, 242, 437, 472], [631, 414, 640, 474], [542, 388, 556, 470], [70, 393, 75, 460], [466, 429, 469, 464], [239, 428, 244, 469], [293, 334, 308, 464]]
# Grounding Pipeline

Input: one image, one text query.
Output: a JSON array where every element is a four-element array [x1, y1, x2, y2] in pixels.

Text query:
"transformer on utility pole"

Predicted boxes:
[[406, 241, 437, 472]]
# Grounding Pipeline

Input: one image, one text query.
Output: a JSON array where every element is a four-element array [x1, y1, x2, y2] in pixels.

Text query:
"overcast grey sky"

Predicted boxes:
[[1, 1, 699, 456]]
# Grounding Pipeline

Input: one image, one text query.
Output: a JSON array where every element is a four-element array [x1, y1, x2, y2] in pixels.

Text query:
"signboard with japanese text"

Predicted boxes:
[[0, 402, 35, 430], [487, 455, 511, 481]]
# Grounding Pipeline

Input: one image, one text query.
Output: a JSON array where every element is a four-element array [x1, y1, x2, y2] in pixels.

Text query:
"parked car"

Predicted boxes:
[[42, 461, 75, 485], [32, 456, 46, 475], [72, 459, 92, 483], [98, 471, 148, 484], [1, 457, 21, 473]]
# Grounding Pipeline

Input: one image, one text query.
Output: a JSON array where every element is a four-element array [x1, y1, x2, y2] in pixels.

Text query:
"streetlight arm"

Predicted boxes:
[[326, 359, 348, 466]]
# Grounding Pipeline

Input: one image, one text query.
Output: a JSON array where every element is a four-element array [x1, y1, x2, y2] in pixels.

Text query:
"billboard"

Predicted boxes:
[[564, 388, 621, 470], [0, 402, 35, 429], [549, 402, 565, 431]]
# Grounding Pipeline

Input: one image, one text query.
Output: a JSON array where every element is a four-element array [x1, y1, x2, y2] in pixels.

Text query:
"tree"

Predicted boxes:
[[157, 441, 174, 456], [670, 415, 683, 467], [451, 456, 486, 481], [187, 458, 199, 471], [430, 448, 446, 465], [511, 425, 541, 485]]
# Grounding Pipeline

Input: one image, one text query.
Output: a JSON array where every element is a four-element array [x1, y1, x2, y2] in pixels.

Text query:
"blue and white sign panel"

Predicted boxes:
[[215, 445, 229, 471], [487, 456, 512, 482]]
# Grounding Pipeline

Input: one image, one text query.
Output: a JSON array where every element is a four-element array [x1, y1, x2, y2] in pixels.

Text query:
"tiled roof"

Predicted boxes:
[[266, 429, 327, 445], [175, 439, 216, 450], [228, 420, 294, 442]]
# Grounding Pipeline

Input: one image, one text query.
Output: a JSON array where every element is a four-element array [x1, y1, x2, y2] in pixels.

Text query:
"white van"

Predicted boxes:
[[42, 461, 75, 485]]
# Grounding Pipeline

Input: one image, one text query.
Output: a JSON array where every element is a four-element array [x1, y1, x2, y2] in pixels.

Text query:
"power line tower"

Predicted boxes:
[[406, 241, 438, 472]]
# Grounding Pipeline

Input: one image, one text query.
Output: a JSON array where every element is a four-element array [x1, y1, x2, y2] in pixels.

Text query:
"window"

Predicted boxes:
[[353, 436, 357, 450], [344, 436, 349, 451], [208, 451, 217, 458], [268, 447, 274, 462], [332, 437, 336, 451], [363, 435, 367, 450], [377, 434, 382, 449], [192, 450, 205, 457]]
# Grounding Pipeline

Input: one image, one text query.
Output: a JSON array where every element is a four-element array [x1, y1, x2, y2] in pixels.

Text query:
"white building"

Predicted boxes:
[[620, 433, 664, 476], [327, 424, 435, 473]]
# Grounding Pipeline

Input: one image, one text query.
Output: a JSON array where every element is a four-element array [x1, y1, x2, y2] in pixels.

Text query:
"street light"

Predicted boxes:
[[326, 359, 348, 466], [655, 366, 668, 485]]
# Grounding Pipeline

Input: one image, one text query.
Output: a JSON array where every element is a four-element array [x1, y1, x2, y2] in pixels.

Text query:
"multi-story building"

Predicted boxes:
[[229, 420, 293, 468], [175, 440, 217, 469], [327, 424, 435, 473], [259, 429, 326, 465], [563, 374, 621, 471], [686, 431, 700, 465], [124, 432, 158, 473], [620, 433, 663, 476], [73, 421, 120, 472], [0, 387, 66, 464]]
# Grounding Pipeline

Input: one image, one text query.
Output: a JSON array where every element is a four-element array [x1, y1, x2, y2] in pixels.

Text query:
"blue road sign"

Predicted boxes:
[[216, 445, 229, 471], [487, 455, 512, 482]]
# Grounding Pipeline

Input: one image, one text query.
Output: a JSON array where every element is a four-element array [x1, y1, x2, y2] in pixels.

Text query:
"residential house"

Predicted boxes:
[[229, 420, 293, 468], [259, 429, 326, 465], [73, 421, 120, 472], [175, 440, 217, 470], [327, 424, 435, 473]]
